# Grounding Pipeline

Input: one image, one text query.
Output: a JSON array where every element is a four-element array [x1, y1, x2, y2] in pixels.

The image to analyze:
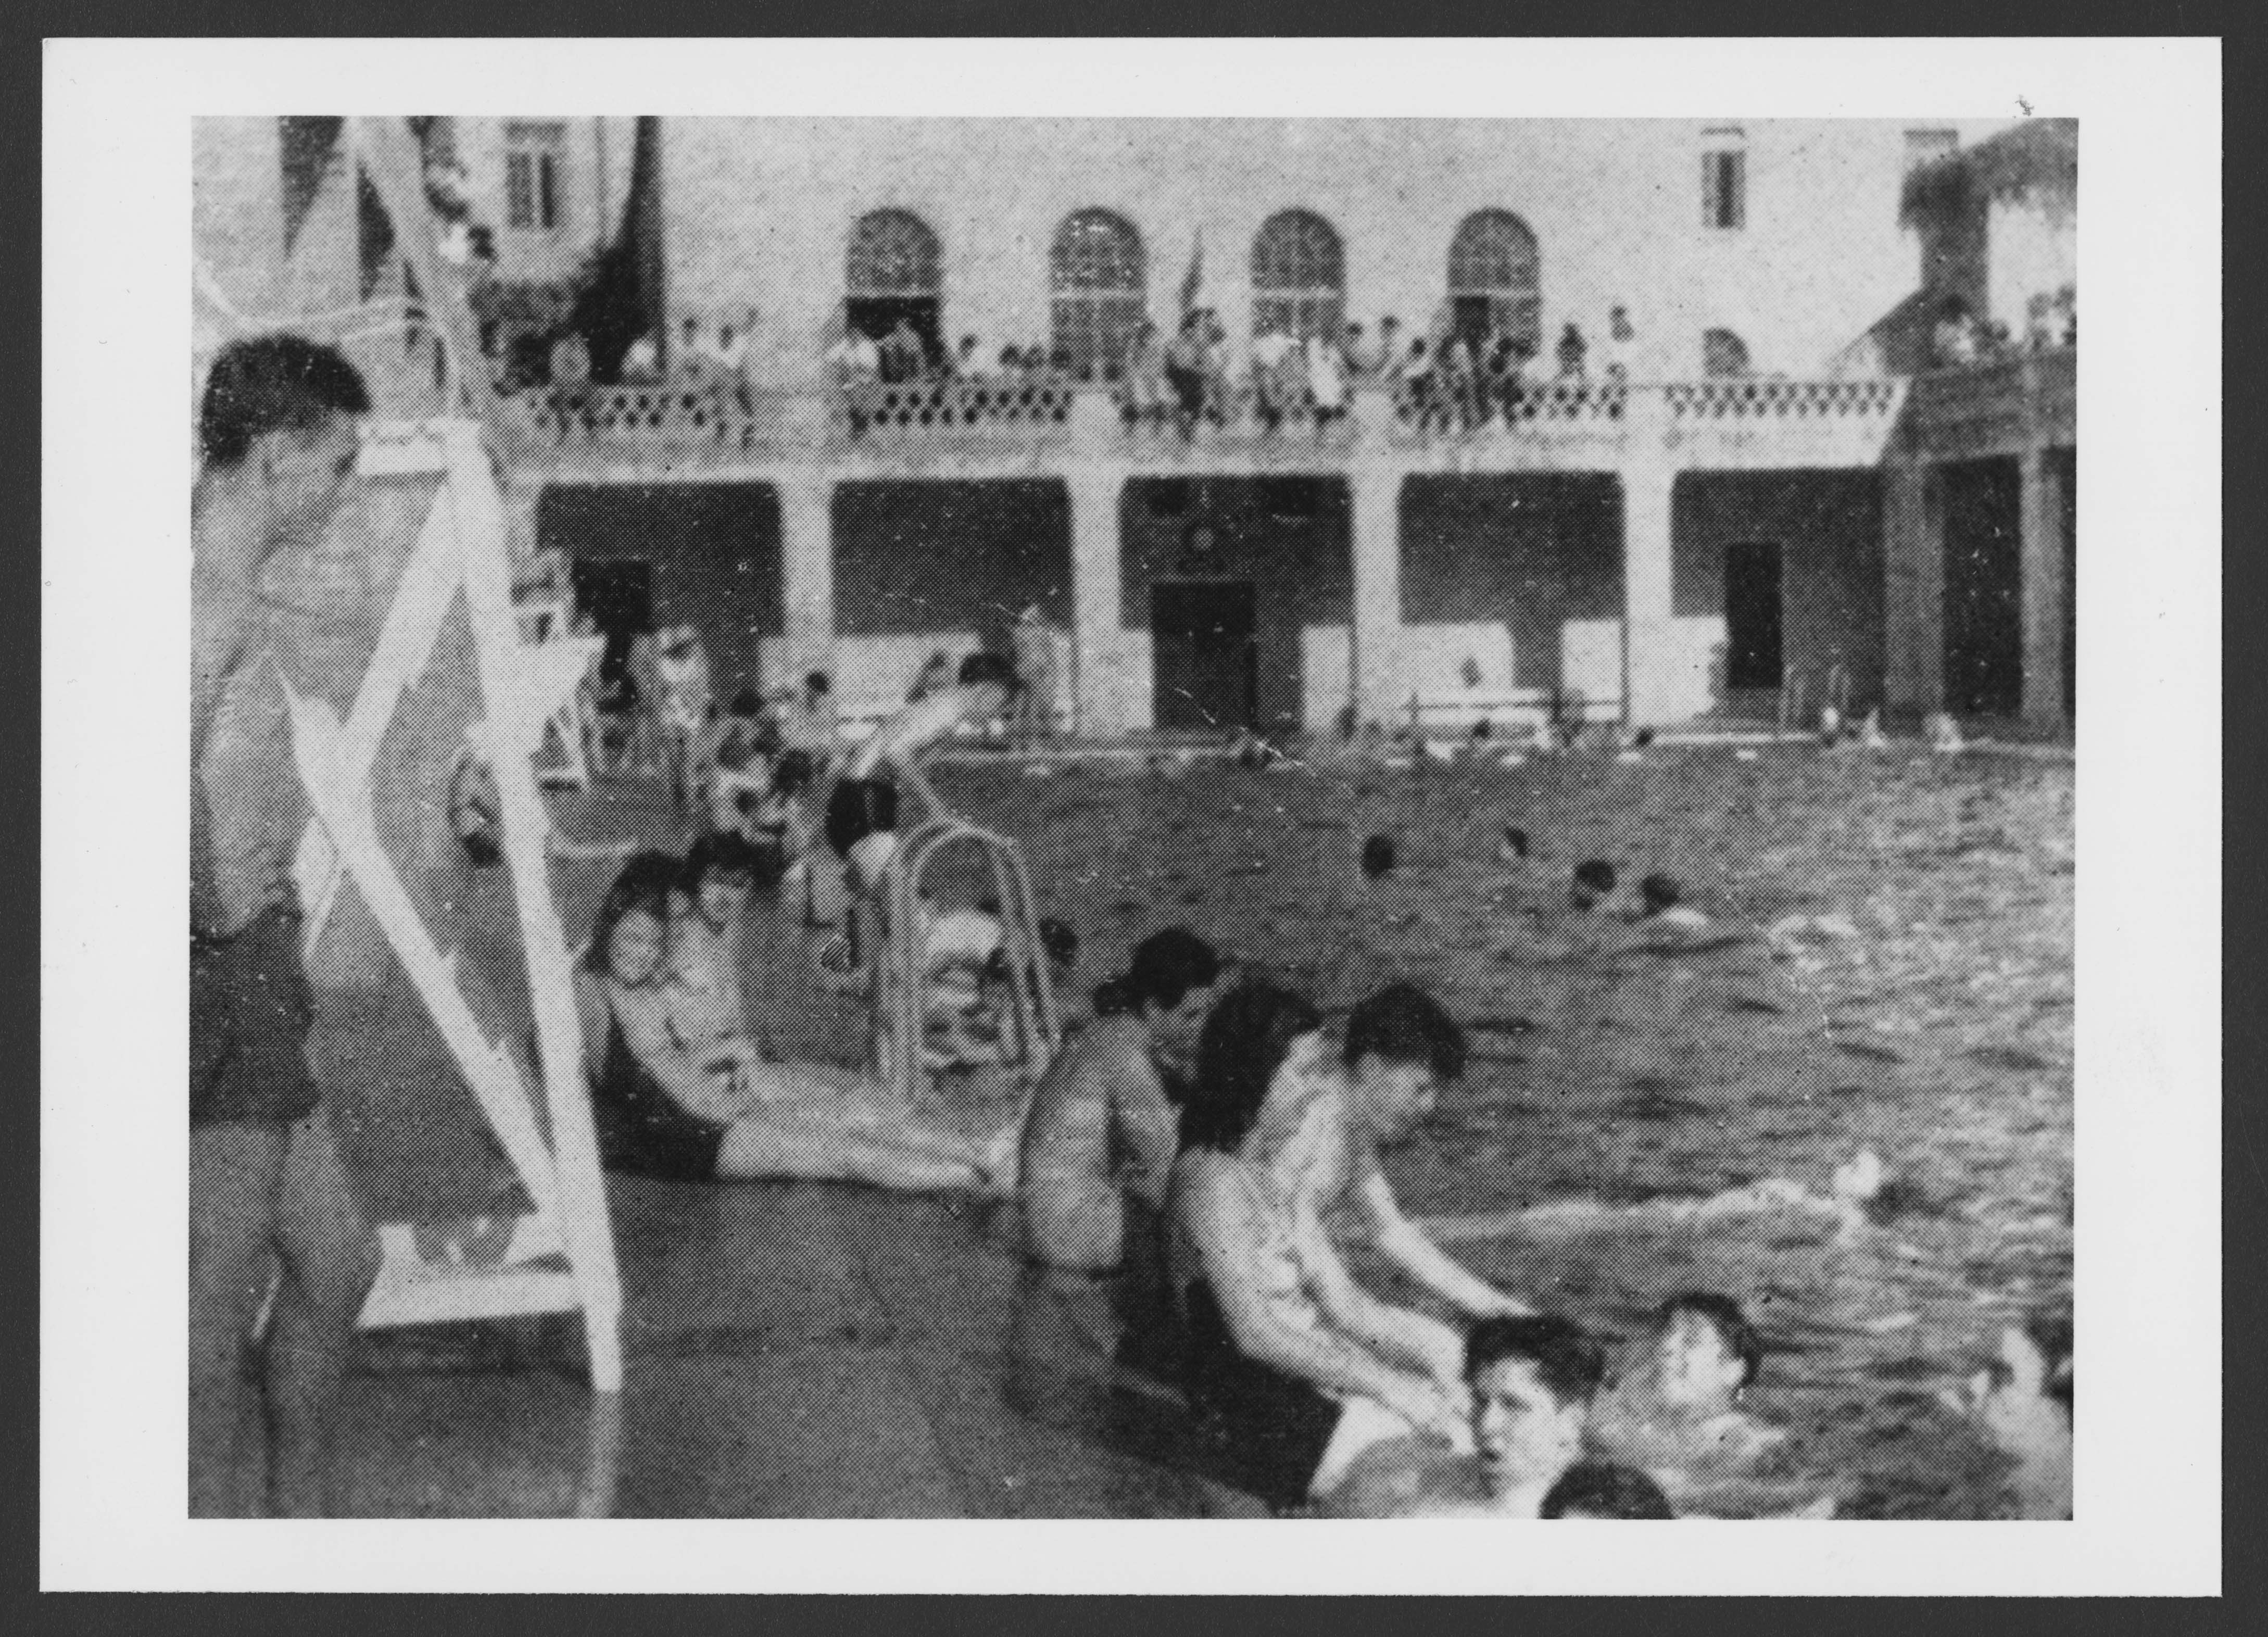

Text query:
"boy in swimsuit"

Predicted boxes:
[[1324, 1314, 1607, 1516], [1590, 1294, 1785, 1484]]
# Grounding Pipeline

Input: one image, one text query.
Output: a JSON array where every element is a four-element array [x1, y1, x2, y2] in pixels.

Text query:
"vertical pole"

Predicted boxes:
[[777, 471, 836, 693], [1067, 462, 1125, 737], [1619, 404, 1680, 726], [2019, 447, 2070, 729], [1350, 463, 1404, 728]]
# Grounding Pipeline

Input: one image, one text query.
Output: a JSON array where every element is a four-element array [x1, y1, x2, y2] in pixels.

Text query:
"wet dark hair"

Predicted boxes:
[[770, 748, 817, 798], [1465, 1314, 1608, 1406], [728, 686, 763, 719], [824, 776, 898, 859], [1360, 835, 1397, 879], [1657, 1293, 1765, 1388], [199, 334, 371, 469], [1344, 981, 1467, 1082], [1502, 825, 1529, 859], [2026, 1314, 2074, 1418], [682, 829, 768, 892], [804, 671, 832, 697], [1123, 927, 1221, 1014], [1640, 873, 1683, 913], [584, 851, 683, 974], [1179, 979, 1321, 1154], [1572, 860, 1618, 897], [1541, 1462, 1674, 1519], [1038, 917, 1079, 970], [957, 650, 1022, 693]]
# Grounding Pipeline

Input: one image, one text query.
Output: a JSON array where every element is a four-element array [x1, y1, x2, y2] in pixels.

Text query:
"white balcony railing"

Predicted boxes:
[[495, 372, 1933, 475]]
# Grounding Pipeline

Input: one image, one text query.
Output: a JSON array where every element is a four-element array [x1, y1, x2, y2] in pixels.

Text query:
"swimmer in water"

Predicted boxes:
[[1590, 1295, 1785, 1483], [1322, 1314, 1607, 1516], [1632, 873, 1711, 934], [1569, 859, 1619, 913], [1541, 1460, 1676, 1518], [1942, 1316, 2071, 1518]]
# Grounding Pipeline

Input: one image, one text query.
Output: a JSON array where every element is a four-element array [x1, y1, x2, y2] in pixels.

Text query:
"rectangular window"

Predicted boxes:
[[503, 121, 565, 233], [1702, 147, 1746, 231]]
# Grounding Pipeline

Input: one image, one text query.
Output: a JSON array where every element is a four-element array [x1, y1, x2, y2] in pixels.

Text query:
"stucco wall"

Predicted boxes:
[[650, 118, 1939, 388], [534, 483, 786, 699], [1671, 470, 1886, 712]]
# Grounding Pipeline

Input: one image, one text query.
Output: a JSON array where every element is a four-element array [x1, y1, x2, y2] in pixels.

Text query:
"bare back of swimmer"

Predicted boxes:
[[1018, 929, 1220, 1272]]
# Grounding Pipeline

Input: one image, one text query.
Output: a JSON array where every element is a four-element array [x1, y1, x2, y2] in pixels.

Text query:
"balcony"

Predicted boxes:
[[1905, 345, 2075, 463], [492, 371, 1916, 483]]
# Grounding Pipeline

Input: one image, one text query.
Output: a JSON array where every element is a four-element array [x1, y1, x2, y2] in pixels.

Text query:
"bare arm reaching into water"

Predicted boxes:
[[1180, 1153, 1465, 1440], [1351, 1156, 1534, 1321]]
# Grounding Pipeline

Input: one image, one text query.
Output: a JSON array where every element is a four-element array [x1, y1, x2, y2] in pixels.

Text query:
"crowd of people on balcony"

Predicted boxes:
[[1928, 286, 2076, 370]]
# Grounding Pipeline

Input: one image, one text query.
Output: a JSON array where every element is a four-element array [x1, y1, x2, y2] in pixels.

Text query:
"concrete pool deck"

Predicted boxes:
[[319, 1173, 1237, 1519]]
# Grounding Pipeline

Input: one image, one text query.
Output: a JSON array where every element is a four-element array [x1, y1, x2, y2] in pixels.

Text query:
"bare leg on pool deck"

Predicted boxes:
[[189, 1122, 288, 1517], [263, 1106, 378, 1517], [716, 1114, 991, 1193]]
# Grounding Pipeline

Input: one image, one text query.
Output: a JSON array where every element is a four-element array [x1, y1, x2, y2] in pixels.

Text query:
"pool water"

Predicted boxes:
[[936, 743, 2073, 1518]]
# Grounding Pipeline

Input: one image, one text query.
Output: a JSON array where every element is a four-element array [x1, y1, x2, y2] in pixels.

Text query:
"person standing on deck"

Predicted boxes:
[[191, 335, 380, 1516]]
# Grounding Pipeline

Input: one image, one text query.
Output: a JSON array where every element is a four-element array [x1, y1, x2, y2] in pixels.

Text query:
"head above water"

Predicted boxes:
[[1570, 859, 1618, 908], [1179, 979, 1324, 1154], [1540, 1461, 1674, 1519], [1639, 873, 1684, 914], [1465, 1314, 1607, 1500], [1652, 1292, 1764, 1404]]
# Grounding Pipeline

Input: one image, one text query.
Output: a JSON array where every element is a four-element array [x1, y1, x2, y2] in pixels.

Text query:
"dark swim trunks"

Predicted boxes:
[[1181, 1277, 1342, 1513], [590, 1012, 729, 1183], [190, 906, 321, 1127]]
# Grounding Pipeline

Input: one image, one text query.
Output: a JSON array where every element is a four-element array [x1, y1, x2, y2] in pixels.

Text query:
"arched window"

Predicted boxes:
[[1250, 210, 1345, 342], [1050, 209, 1146, 383], [846, 209, 944, 372], [1703, 327, 1752, 377], [1447, 210, 1541, 358]]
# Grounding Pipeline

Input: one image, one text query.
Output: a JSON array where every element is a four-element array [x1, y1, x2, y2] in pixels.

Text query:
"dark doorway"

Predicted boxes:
[[1152, 581, 1259, 731], [1942, 459, 2023, 718], [1722, 538, 1784, 690], [847, 297, 943, 377], [570, 557, 652, 696]]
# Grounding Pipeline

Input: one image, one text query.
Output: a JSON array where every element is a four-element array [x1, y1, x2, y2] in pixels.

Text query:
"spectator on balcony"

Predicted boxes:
[[1395, 335, 1434, 425], [1601, 306, 1635, 386], [708, 321, 753, 418], [677, 316, 710, 385], [951, 335, 984, 380], [1305, 330, 1349, 436], [1554, 321, 1589, 386], [1367, 317, 1403, 386], [1438, 332, 1480, 432], [620, 331, 661, 385], [1164, 310, 1211, 441], [1120, 318, 1168, 429], [1251, 324, 1299, 434], [826, 317, 882, 437], [1931, 297, 1980, 368], [878, 319, 928, 386], [548, 329, 593, 438], [1201, 310, 1234, 428]]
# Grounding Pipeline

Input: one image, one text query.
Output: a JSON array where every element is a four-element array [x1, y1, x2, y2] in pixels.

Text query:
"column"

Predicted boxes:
[[2019, 447, 2070, 729], [1620, 455, 1679, 728], [1882, 457, 1946, 716], [1067, 464, 1127, 738], [1349, 463, 1404, 727], [776, 470, 834, 686]]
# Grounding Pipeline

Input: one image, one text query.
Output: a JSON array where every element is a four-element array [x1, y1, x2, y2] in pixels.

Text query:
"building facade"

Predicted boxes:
[[193, 116, 2078, 737]]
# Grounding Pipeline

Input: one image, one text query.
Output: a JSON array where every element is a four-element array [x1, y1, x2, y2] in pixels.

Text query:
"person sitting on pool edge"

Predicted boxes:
[[1286, 984, 1536, 1349], [575, 855, 1014, 1194], [1322, 1313, 1608, 1516], [1019, 927, 1225, 1275], [1168, 981, 1478, 1512], [1541, 1460, 1677, 1519]]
